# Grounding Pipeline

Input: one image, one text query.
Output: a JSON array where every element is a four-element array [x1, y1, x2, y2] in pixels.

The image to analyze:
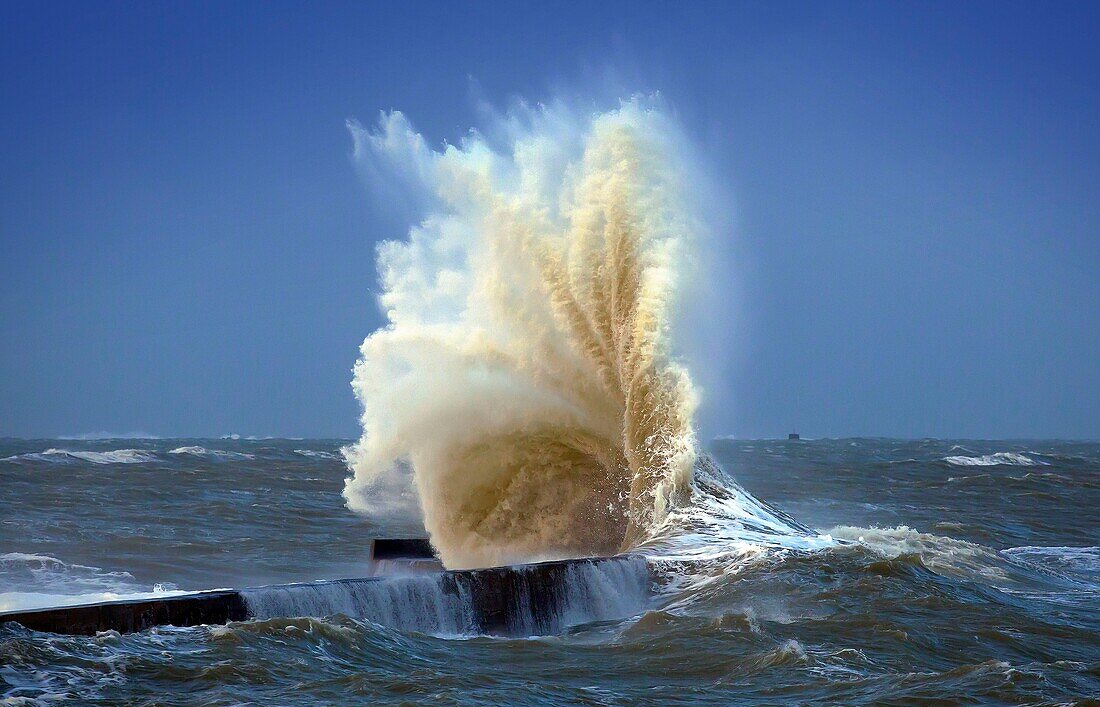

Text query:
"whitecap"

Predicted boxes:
[[0, 553, 152, 612], [826, 525, 1004, 579], [167, 446, 254, 460], [293, 449, 341, 461], [2, 448, 158, 465], [941, 452, 1045, 467]]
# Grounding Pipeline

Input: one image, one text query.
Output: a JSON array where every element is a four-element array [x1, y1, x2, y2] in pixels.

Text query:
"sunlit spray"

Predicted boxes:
[[343, 97, 818, 569]]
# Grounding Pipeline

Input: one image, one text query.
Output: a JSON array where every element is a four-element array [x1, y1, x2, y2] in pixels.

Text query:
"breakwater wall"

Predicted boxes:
[[0, 555, 649, 637]]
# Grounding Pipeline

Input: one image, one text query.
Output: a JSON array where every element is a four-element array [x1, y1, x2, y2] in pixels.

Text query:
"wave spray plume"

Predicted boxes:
[[343, 98, 805, 569]]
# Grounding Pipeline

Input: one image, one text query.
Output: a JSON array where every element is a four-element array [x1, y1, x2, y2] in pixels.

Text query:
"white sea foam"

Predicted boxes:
[[167, 446, 255, 460], [1001, 546, 1100, 580], [0, 553, 197, 613], [941, 452, 1045, 467], [826, 525, 1006, 580], [1, 448, 158, 465], [293, 449, 341, 461], [0, 588, 193, 613], [0, 553, 185, 612], [0, 552, 135, 582], [642, 457, 831, 564]]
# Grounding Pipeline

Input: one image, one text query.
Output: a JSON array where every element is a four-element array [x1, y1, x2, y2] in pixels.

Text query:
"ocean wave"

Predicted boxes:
[[292, 449, 341, 461], [941, 470, 1077, 490], [1, 448, 158, 465], [940, 452, 1045, 467], [1007, 471, 1070, 482], [55, 432, 160, 441], [1001, 546, 1100, 580], [0, 553, 162, 612], [1025, 450, 1098, 464], [167, 446, 255, 460], [825, 525, 1004, 580], [209, 615, 369, 645], [0, 552, 136, 578]]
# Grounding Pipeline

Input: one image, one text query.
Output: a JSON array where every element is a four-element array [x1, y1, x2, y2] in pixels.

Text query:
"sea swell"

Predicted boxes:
[[168, 446, 256, 460], [1, 449, 158, 465], [941, 452, 1046, 467]]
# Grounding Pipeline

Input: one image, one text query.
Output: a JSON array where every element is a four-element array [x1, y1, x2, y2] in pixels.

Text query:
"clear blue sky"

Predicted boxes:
[[1, 1, 1097, 439]]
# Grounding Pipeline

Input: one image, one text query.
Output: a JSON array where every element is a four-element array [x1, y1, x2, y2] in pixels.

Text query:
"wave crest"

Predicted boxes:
[[941, 452, 1045, 467], [168, 446, 255, 460], [1, 448, 158, 465]]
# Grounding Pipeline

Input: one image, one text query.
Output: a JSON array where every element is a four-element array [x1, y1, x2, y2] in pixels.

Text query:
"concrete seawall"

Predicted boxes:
[[0, 589, 249, 636], [0, 555, 650, 637]]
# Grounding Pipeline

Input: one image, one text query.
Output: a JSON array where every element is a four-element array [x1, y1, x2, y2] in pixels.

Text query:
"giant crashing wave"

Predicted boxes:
[[342, 97, 820, 570]]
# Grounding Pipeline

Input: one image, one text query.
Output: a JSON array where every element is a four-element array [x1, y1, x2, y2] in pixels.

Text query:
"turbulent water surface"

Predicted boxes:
[[1, 437, 1097, 704]]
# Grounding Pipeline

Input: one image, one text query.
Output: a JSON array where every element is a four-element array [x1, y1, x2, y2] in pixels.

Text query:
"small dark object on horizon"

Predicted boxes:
[[788, 433, 800, 440]]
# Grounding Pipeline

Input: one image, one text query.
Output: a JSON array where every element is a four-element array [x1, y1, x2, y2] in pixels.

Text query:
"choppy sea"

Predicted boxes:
[[1, 437, 1097, 705]]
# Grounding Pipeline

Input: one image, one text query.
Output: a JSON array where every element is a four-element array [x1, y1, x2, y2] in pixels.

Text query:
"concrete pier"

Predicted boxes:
[[0, 554, 650, 637], [0, 589, 250, 636]]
